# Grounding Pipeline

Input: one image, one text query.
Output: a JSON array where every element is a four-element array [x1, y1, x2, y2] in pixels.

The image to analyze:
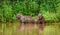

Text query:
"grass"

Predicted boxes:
[[0, 22, 60, 35]]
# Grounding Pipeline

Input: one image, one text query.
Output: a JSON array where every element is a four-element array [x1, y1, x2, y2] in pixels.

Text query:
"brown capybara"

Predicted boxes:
[[16, 14, 35, 31]]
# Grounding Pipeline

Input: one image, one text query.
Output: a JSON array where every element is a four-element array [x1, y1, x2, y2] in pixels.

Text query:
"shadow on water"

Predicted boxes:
[[1, 22, 60, 35]]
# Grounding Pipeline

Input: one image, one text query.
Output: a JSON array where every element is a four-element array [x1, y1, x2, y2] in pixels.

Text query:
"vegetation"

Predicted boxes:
[[0, 0, 60, 35], [0, 0, 60, 23]]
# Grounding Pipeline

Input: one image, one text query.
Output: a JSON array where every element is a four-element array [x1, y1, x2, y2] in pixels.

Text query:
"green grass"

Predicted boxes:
[[0, 22, 60, 35]]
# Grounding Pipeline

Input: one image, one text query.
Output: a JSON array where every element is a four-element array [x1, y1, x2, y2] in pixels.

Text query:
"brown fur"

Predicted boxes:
[[36, 14, 46, 35], [16, 14, 35, 31]]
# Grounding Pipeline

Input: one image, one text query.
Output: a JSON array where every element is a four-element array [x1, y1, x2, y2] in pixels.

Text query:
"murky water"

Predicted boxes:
[[0, 22, 60, 35]]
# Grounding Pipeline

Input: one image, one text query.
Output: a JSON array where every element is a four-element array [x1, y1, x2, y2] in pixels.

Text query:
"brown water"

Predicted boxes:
[[0, 22, 60, 35]]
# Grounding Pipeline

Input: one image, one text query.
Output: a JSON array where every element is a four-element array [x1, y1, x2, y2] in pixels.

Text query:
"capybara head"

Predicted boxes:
[[38, 13, 43, 19], [16, 14, 23, 19]]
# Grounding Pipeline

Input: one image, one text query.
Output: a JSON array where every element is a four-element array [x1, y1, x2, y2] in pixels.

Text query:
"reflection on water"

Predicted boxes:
[[1, 22, 60, 35]]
